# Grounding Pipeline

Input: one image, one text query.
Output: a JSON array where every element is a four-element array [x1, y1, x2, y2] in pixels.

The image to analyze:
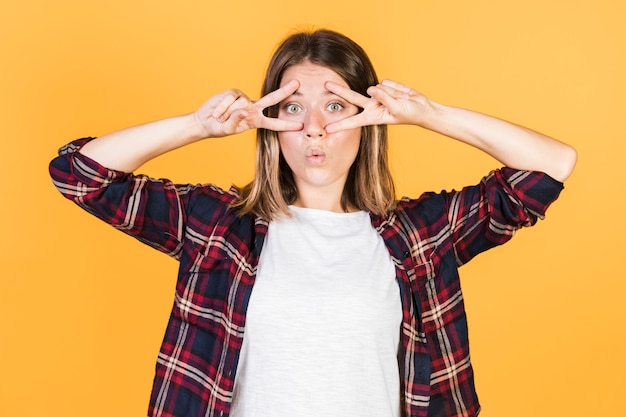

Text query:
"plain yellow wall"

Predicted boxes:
[[1, 0, 624, 416]]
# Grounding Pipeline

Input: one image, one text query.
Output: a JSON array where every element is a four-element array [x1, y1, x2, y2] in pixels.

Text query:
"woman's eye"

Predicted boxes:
[[284, 103, 302, 114], [327, 102, 344, 112]]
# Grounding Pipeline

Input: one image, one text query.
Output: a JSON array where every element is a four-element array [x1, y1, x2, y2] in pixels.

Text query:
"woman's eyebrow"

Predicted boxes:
[[283, 89, 344, 100]]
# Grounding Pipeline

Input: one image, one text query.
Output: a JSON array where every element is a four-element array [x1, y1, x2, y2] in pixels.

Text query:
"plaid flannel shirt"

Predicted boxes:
[[49, 137, 563, 417]]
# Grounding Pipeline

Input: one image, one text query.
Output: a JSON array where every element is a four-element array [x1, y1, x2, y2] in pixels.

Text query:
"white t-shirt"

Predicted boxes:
[[230, 206, 402, 417]]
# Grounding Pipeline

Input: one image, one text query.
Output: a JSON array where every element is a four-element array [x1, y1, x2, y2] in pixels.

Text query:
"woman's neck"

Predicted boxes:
[[292, 178, 360, 213], [292, 195, 358, 213]]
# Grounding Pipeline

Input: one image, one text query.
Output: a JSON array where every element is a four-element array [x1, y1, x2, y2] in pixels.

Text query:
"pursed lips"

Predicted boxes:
[[305, 148, 326, 164]]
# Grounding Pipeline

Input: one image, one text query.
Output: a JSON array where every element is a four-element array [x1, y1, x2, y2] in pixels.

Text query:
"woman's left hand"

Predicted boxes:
[[325, 79, 433, 132], [326, 80, 577, 182]]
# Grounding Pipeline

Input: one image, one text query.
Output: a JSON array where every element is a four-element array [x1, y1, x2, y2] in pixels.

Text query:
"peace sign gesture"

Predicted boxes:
[[194, 79, 304, 138], [325, 79, 433, 133]]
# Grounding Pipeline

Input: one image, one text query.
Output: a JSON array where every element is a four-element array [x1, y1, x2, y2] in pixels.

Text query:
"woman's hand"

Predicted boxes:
[[194, 80, 304, 138], [79, 81, 305, 173], [325, 79, 576, 181], [325, 79, 433, 132]]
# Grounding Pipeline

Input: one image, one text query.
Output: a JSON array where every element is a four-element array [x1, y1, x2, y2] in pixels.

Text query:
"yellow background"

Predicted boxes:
[[1, 0, 624, 416]]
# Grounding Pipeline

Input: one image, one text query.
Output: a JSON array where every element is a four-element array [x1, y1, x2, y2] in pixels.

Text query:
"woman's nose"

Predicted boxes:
[[304, 110, 326, 138]]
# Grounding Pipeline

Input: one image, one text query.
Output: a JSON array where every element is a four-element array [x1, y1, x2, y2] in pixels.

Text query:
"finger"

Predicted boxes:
[[324, 81, 371, 108], [370, 83, 412, 101], [261, 117, 303, 132], [325, 112, 370, 133], [255, 79, 300, 109], [211, 110, 248, 137], [367, 85, 407, 114], [212, 89, 246, 120], [222, 95, 254, 123], [381, 79, 413, 93]]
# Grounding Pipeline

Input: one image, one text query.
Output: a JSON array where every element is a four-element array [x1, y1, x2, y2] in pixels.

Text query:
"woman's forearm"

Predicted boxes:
[[78, 82, 303, 173], [79, 113, 204, 173], [326, 80, 577, 181], [423, 102, 577, 182]]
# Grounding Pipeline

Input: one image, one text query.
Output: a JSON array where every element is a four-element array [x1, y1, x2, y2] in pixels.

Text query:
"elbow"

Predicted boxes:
[[551, 144, 578, 183]]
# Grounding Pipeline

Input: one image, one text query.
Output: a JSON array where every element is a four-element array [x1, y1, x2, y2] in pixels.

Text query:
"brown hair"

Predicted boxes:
[[233, 29, 396, 220]]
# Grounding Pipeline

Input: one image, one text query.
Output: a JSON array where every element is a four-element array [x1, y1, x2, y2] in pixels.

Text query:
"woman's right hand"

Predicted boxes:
[[78, 81, 304, 173], [194, 79, 304, 138]]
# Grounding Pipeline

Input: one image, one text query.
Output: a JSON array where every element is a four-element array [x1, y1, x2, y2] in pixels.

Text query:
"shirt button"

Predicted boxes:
[[403, 251, 410, 258]]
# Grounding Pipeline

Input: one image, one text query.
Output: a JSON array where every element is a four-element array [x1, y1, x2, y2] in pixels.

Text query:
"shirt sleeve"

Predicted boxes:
[[48, 137, 230, 260], [444, 167, 564, 266]]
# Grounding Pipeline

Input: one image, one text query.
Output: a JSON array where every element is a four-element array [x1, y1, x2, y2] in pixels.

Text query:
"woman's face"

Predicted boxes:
[[277, 61, 362, 210]]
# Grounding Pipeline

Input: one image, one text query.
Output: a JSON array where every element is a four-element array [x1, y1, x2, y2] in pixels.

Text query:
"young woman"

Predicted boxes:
[[49, 29, 576, 417]]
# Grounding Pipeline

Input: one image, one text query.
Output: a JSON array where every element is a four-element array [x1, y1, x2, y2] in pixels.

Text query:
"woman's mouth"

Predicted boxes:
[[305, 149, 326, 164]]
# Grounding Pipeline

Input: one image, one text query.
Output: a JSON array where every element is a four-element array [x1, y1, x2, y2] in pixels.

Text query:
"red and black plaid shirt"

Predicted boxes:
[[50, 137, 563, 417]]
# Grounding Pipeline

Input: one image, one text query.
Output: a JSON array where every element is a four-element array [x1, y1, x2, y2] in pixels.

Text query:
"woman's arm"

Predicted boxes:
[[326, 80, 577, 182], [79, 80, 303, 173], [410, 100, 577, 182]]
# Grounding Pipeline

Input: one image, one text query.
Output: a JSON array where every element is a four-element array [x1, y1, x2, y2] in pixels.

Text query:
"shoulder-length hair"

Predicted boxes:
[[232, 29, 396, 221]]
